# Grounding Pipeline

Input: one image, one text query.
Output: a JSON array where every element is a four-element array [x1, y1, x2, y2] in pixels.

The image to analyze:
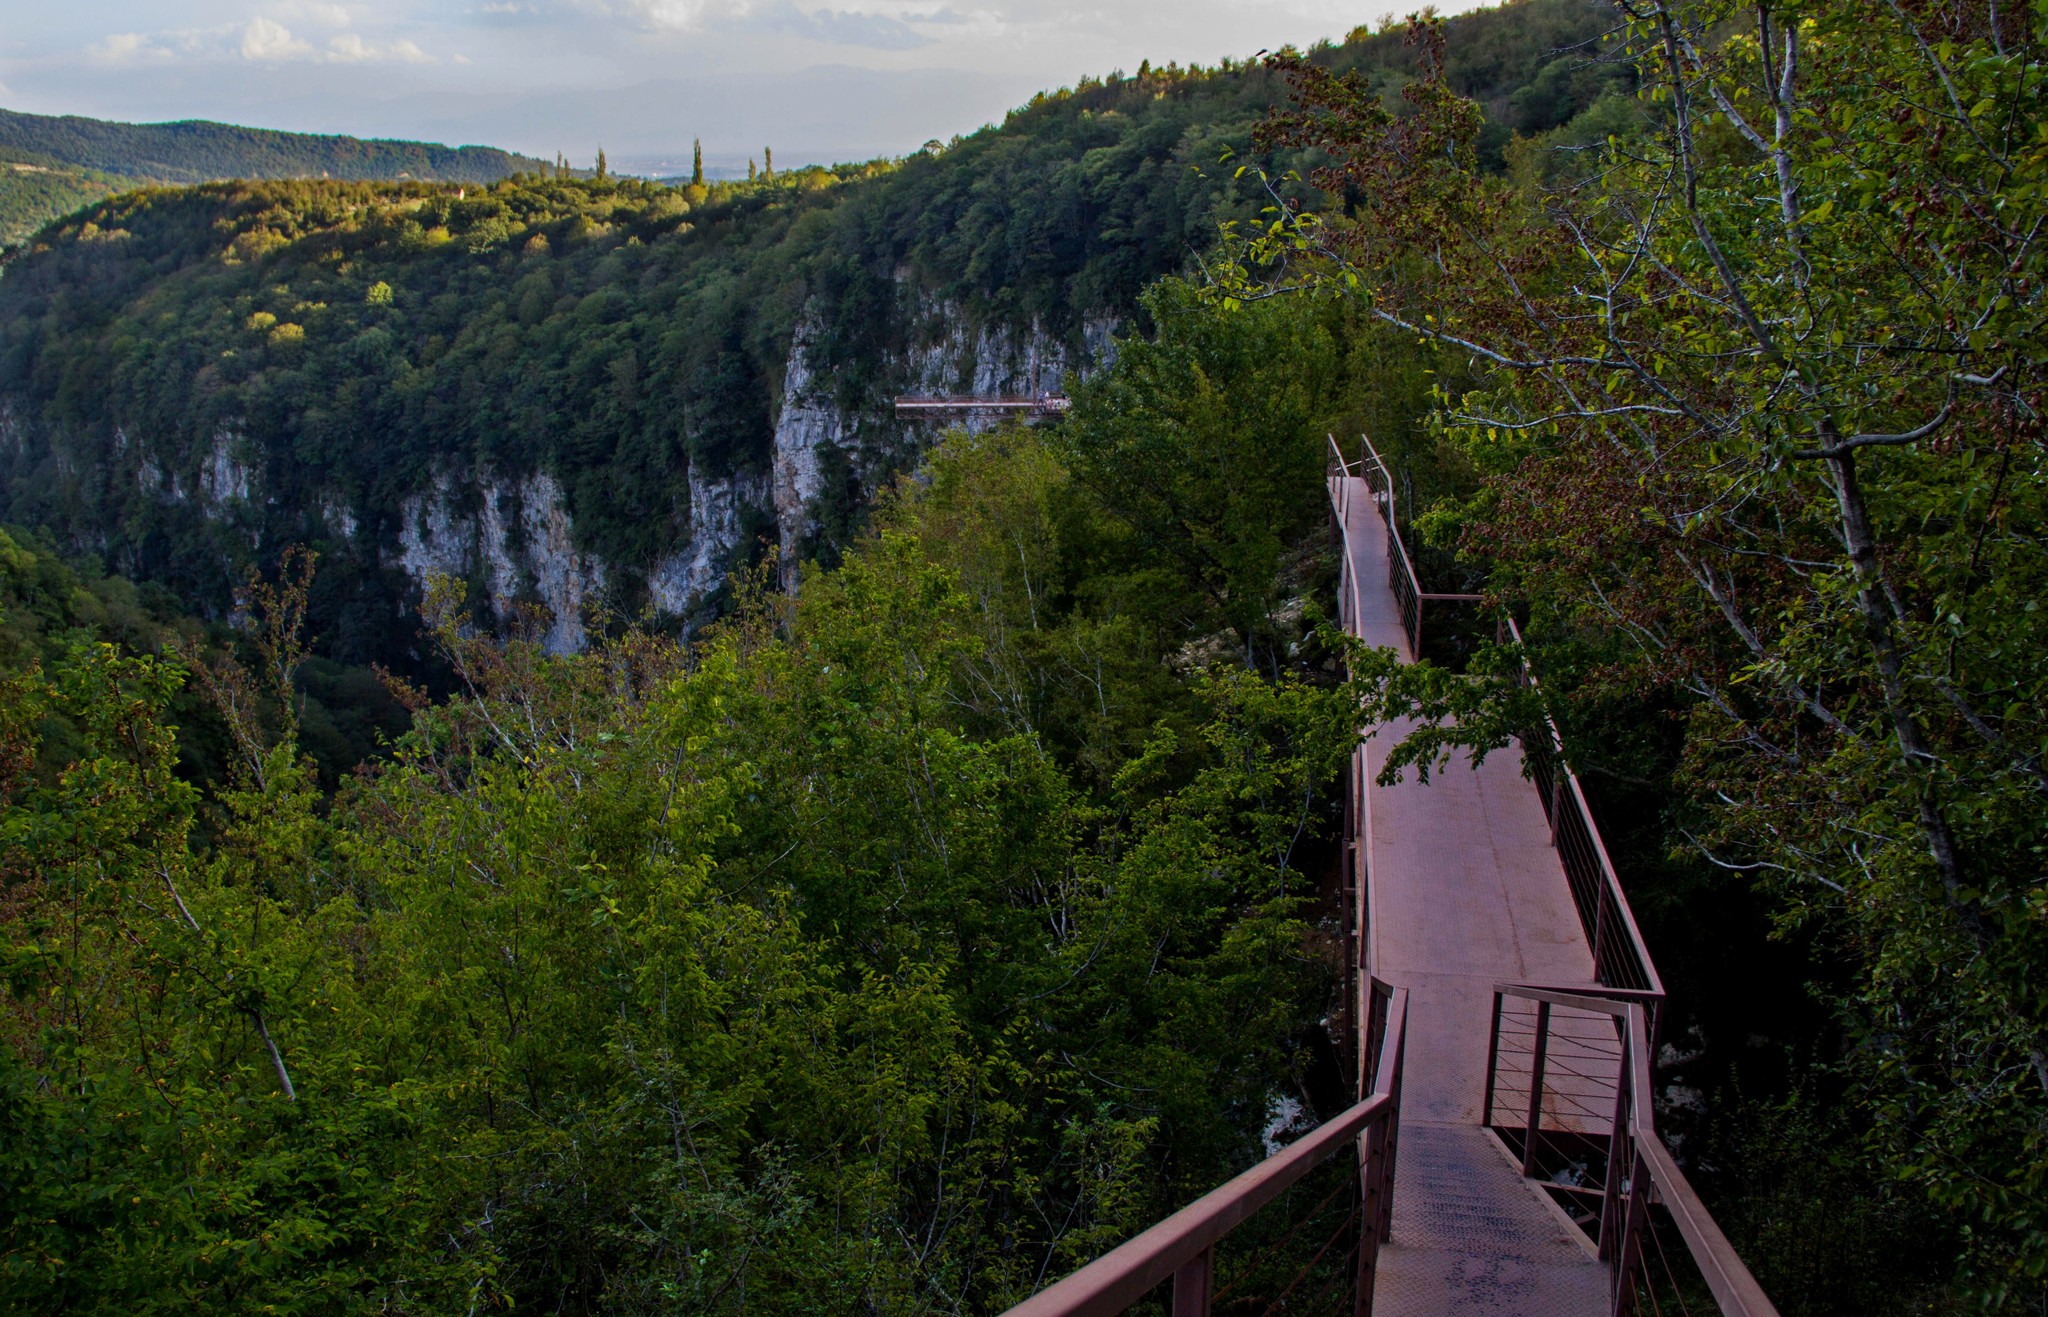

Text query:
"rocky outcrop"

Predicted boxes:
[[647, 463, 770, 616], [198, 430, 254, 507], [396, 471, 603, 655]]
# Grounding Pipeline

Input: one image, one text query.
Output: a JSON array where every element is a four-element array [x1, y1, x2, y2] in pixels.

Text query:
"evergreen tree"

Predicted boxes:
[[692, 137, 703, 186], [747, 158, 756, 182], [595, 146, 607, 181], [763, 145, 773, 178]]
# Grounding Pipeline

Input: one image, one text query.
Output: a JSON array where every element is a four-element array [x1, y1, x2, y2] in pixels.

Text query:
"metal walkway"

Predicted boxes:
[[1335, 470, 1608, 1315], [1003, 437, 1775, 1317]]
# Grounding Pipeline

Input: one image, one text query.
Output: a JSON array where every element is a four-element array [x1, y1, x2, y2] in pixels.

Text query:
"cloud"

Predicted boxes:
[[764, 3, 929, 49], [590, 0, 932, 44], [242, 17, 317, 60], [325, 33, 435, 62], [610, 0, 730, 29], [87, 32, 175, 64]]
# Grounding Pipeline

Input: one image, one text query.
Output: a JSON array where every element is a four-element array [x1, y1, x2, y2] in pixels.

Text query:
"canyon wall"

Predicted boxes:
[[0, 301, 1117, 654]]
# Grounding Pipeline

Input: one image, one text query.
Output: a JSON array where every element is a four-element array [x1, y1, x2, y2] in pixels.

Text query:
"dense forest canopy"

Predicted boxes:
[[2, 0, 2043, 1310], [0, 148, 123, 249]]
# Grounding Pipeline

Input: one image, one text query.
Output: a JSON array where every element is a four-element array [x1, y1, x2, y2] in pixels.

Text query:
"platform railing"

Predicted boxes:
[[1347, 433, 1482, 659], [1328, 435, 1373, 1085], [1001, 982, 1409, 1317], [1498, 615, 1666, 1010], [1484, 984, 1778, 1317], [1327, 435, 1371, 642]]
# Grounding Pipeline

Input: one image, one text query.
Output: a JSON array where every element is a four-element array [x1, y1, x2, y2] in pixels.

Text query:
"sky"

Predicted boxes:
[[0, 1, 1468, 173]]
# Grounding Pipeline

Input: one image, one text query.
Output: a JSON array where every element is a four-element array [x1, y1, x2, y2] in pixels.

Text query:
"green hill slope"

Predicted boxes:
[[0, 107, 552, 184], [0, 107, 555, 245], [0, 148, 123, 246]]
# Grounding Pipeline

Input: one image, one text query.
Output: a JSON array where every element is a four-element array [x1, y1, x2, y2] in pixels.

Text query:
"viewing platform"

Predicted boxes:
[[893, 394, 1072, 418]]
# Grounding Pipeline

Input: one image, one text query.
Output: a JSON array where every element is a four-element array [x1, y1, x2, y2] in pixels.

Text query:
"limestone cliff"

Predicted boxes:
[[0, 301, 1115, 654]]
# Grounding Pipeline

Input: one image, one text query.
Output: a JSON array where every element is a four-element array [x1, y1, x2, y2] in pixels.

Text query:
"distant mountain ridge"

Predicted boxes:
[[0, 108, 553, 185]]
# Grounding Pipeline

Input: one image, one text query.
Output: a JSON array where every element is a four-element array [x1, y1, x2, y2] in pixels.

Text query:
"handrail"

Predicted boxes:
[[1349, 432, 1484, 657], [1003, 984, 1409, 1317], [1354, 432, 1424, 656], [1500, 614, 1664, 1006], [1327, 435, 1370, 641], [1485, 984, 1777, 1317], [1624, 1010, 1777, 1316], [1328, 435, 1375, 1097]]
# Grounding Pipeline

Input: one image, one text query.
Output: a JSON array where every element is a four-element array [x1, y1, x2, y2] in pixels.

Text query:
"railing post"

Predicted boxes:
[[1357, 1118, 1384, 1313], [1171, 1246, 1212, 1317], [1598, 1014, 1632, 1260], [1379, 1024, 1404, 1243], [1592, 880, 1611, 985], [1611, 1160, 1650, 1317], [1482, 991, 1503, 1128], [1522, 1000, 1551, 1178]]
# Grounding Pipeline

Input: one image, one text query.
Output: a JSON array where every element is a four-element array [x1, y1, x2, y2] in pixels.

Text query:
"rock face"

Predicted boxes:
[[647, 464, 770, 616], [0, 299, 1117, 652], [396, 471, 604, 655], [770, 297, 1117, 587]]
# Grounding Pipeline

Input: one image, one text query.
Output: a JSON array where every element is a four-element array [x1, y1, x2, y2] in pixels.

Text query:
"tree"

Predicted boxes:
[[594, 145, 607, 180], [692, 136, 703, 185], [1245, 0, 2047, 1298], [1060, 277, 1339, 666]]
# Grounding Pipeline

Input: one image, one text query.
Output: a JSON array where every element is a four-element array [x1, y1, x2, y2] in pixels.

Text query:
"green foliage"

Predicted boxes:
[[0, 110, 554, 253], [1240, 0, 2048, 1303], [1061, 278, 1340, 658], [0, 525, 404, 791], [0, 411, 1359, 1309], [0, 149, 122, 248]]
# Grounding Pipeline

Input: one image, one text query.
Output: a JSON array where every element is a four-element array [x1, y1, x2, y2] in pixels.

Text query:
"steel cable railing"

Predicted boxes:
[[1351, 433, 1482, 659], [1498, 615, 1665, 1011], [1484, 985, 1778, 1317]]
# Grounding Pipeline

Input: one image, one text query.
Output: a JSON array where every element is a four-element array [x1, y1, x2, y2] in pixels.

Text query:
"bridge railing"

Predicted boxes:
[[1002, 981, 1409, 1317], [1326, 436, 1372, 643], [1484, 985, 1778, 1317], [1498, 615, 1666, 1009], [1345, 433, 1483, 659]]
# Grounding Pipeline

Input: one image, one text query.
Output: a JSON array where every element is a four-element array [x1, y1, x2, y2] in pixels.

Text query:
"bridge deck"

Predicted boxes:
[[1335, 476, 1609, 1315]]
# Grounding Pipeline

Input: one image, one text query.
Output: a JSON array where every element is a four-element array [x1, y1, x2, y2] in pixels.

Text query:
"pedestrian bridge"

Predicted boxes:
[[1002, 436, 1777, 1317]]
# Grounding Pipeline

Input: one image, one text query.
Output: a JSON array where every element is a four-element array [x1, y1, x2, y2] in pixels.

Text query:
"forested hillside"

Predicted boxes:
[[0, 107, 552, 184], [0, 306, 1370, 1309], [0, 0, 1632, 671], [0, 149, 122, 247], [0, 107, 554, 247]]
